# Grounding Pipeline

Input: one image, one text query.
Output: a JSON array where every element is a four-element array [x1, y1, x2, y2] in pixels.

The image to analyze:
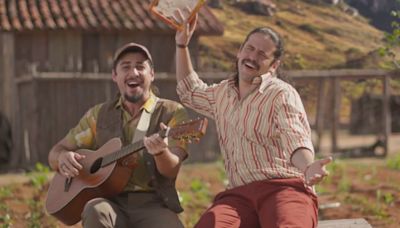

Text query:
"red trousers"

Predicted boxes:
[[195, 178, 318, 228]]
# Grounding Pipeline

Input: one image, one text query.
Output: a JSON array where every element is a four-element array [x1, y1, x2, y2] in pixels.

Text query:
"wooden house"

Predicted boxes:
[[0, 0, 223, 169]]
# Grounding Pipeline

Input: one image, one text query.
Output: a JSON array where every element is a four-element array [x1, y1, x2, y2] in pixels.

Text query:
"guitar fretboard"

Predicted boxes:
[[101, 140, 145, 167]]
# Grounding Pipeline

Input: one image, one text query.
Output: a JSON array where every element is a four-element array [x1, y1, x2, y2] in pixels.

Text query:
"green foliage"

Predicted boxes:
[[0, 186, 13, 199], [323, 160, 352, 193], [216, 159, 228, 186], [179, 178, 212, 207], [26, 163, 50, 190], [179, 178, 213, 227], [315, 185, 329, 194], [338, 176, 351, 193], [377, 189, 395, 206], [383, 192, 395, 205], [386, 153, 400, 170], [0, 201, 13, 228], [189, 179, 212, 202], [27, 199, 43, 228], [379, 0, 400, 68], [0, 212, 12, 228], [345, 194, 389, 219]]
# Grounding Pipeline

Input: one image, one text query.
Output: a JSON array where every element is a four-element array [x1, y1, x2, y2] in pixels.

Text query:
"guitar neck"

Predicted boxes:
[[99, 118, 208, 167], [101, 140, 145, 167]]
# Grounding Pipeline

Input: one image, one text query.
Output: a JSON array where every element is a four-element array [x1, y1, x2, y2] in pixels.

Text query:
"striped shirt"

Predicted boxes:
[[177, 72, 314, 189]]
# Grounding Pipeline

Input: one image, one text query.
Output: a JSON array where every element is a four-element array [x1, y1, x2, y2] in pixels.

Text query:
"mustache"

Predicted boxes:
[[241, 59, 260, 70]]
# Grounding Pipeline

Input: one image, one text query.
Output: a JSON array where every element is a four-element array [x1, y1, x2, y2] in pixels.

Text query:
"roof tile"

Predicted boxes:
[[0, 0, 11, 30], [0, 0, 223, 35], [28, 0, 44, 29]]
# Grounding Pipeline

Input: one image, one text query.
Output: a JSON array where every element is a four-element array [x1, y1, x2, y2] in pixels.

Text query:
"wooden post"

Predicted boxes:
[[331, 77, 341, 154], [382, 75, 391, 156], [315, 78, 327, 153], [0, 33, 14, 119]]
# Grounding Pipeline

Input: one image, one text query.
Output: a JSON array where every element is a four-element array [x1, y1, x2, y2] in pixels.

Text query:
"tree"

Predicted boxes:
[[379, 0, 400, 68]]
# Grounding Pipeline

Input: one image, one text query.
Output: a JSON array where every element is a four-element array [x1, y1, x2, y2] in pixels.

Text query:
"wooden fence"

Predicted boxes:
[[6, 69, 400, 170]]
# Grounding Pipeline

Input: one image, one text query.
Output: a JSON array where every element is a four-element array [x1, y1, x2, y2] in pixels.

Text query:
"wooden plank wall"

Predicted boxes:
[[13, 74, 222, 168], [14, 76, 117, 168], [7, 71, 400, 168], [12, 31, 185, 75], [9, 69, 399, 169]]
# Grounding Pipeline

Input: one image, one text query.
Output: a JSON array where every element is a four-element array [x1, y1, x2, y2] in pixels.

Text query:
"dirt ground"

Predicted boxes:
[[1, 133, 400, 227]]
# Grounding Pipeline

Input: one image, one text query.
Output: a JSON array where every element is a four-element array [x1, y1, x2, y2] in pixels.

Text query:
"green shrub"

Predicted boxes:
[[26, 163, 50, 190], [386, 153, 400, 170]]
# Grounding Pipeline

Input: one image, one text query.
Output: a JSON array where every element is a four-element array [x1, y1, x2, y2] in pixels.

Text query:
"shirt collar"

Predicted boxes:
[[227, 75, 239, 98], [227, 72, 276, 96], [257, 72, 275, 93]]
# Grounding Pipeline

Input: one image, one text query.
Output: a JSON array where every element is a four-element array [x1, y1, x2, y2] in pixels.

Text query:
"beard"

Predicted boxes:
[[124, 93, 143, 103]]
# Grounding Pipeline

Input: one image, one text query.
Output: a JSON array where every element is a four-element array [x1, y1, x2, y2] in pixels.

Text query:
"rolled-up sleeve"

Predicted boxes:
[[176, 72, 217, 119], [274, 88, 314, 157]]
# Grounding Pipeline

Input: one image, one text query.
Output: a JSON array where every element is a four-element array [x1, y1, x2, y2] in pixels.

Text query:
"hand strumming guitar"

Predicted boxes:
[[57, 151, 85, 178]]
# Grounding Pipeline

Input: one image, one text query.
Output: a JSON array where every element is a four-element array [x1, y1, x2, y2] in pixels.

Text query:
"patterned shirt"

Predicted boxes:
[[177, 72, 314, 189], [66, 92, 188, 191]]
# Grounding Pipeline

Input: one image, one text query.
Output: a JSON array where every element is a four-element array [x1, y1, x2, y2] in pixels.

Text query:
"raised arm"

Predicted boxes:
[[174, 9, 198, 82]]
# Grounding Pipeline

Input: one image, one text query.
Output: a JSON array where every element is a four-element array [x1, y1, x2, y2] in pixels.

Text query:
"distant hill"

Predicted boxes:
[[198, 0, 388, 71]]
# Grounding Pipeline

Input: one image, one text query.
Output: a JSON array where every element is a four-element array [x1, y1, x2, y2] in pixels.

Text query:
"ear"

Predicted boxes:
[[269, 60, 281, 73], [150, 68, 155, 82], [111, 69, 117, 82]]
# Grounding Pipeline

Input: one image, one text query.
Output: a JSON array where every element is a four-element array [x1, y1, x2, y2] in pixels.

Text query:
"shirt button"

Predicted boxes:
[[164, 197, 169, 202], [146, 161, 151, 165]]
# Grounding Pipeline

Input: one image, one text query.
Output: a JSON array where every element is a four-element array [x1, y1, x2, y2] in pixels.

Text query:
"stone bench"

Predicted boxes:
[[319, 218, 372, 228]]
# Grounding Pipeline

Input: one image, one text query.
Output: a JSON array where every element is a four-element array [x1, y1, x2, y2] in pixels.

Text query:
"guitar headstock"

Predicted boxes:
[[160, 118, 208, 143]]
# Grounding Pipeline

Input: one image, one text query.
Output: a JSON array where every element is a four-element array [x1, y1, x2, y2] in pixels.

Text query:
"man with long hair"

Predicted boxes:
[[174, 10, 332, 227]]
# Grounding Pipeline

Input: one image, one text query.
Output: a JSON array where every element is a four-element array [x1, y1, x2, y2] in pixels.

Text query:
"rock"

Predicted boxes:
[[208, 0, 223, 9], [343, 5, 359, 17], [234, 0, 277, 16], [305, 0, 341, 5], [325, 0, 340, 5]]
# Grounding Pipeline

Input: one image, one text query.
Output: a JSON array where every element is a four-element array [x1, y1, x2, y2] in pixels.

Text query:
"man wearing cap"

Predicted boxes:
[[48, 43, 188, 228]]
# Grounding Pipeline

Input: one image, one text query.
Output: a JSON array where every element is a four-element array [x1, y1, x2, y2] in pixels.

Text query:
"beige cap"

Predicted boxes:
[[113, 42, 153, 68]]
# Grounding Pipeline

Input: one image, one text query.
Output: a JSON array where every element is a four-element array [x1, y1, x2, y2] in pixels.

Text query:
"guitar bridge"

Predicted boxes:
[[64, 177, 73, 192]]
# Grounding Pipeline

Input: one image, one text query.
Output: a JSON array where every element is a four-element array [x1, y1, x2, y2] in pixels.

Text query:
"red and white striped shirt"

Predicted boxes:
[[177, 72, 314, 189]]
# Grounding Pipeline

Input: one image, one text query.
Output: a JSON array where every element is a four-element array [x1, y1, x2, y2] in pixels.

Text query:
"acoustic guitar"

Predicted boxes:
[[45, 118, 208, 225]]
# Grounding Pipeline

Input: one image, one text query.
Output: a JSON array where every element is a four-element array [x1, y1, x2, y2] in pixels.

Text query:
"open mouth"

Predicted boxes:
[[126, 80, 140, 88], [243, 60, 259, 71]]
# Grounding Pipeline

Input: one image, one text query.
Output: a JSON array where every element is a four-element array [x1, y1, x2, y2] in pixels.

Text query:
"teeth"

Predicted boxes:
[[127, 81, 139, 86], [245, 63, 255, 69]]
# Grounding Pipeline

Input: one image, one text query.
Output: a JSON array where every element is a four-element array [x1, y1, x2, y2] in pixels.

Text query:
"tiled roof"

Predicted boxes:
[[0, 0, 223, 35]]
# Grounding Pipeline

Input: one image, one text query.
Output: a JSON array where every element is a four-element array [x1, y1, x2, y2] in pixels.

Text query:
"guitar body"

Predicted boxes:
[[45, 138, 133, 225], [45, 118, 208, 225]]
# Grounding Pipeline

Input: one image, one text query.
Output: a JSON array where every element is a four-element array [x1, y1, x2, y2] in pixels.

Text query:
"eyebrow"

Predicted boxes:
[[245, 44, 268, 56], [120, 60, 147, 65]]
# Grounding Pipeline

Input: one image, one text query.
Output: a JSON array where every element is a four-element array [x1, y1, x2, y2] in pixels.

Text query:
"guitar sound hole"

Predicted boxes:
[[90, 158, 103, 174]]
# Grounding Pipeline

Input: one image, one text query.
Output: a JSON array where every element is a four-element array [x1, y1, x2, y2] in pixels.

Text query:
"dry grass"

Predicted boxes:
[[199, 0, 385, 70]]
